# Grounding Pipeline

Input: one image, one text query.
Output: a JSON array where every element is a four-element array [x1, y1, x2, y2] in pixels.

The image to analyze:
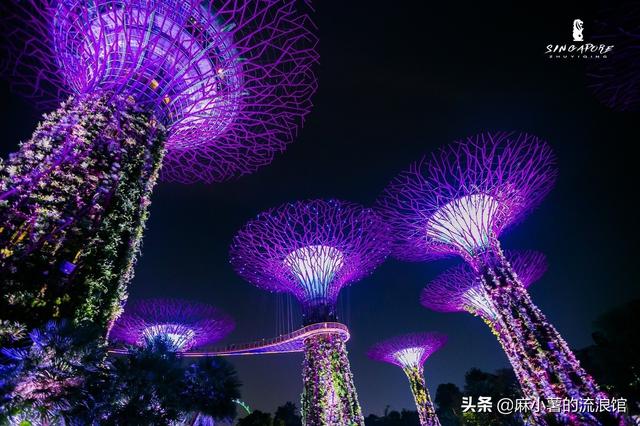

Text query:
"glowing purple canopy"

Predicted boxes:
[[1, 0, 319, 183], [367, 332, 447, 369], [421, 250, 547, 317], [109, 298, 234, 351], [376, 132, 557, 262], [230, 199, 390, 322]]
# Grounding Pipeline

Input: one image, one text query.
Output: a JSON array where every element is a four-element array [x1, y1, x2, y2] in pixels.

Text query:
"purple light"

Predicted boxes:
[[368, 333, 446, 426], [421, 250, 547, 320], [59, 260, 77, 275], [377, 132, 618, 423], [230, 199, 388, 426], [368, 332, 446, 369], [426, 194, 500, 254], [377, 131, 557, 263], [230, 199, 390, 324], [109, 298, 234, 352], [283, 245, 346, 300], [2, 0, 319, 183], [0, 0, 317, 334]]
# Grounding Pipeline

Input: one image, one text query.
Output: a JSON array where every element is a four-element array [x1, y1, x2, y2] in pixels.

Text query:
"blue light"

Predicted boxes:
[[284, 245, 344, 301]]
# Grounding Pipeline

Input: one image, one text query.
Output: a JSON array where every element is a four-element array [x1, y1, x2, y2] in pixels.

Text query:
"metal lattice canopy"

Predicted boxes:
[[230, 199, 391, 312], [109, 298, 235, 351], [421, 250, 547, 315], [376, 131, 557, 261], [1, 0, 319, 183], [367, 332, 447, 369]]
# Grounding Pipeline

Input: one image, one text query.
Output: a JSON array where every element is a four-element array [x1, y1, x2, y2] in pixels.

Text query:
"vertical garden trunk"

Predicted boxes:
[[0, 94, 166, 335], [301, 333, 364, 426], [402, 365, 440, 426], [476, 247, 609, 425], [471, 284, 547, 407]]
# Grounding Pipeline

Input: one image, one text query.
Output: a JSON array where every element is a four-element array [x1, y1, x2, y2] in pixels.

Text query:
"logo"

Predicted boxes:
[[572, 19, 584, 41], [545, 18, 614, 59]]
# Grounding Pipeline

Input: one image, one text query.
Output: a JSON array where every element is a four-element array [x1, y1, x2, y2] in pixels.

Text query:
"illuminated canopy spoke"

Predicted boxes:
[[368, 332, 447, 370], [230, 199, 390, 323], [142, 324, 197, 351], [3, 0, 319, 183], [284, 245, 345, 304], [394, 347, 429, 368], [426, 194, 500, 255], [110, 298, 234, 352]]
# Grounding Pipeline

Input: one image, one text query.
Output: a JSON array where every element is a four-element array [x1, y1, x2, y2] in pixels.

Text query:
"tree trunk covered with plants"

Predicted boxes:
[[301, 334, 364, 426], [403, 365, 440, 426], [0, 94, 166, 335]]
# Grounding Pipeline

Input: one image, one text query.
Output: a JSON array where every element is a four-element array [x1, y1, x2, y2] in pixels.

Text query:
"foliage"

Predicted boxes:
[[301, 334, 363, 425], [461, 368, 523, 426], [431, 368, 523, 426], [364, 408, 420, 425], [237, 410, 273, 426], [180, 357, 241, 421], [0, 321, 27, 345], [0, 324, 242, 425], [432, 300, 640, 425], [233, 402, 301, 426], [577, 299, 640, 415], [0, 320, 109, 425], [102, 338, 186, 424], [273, 401, 302, 426], [401, 366, 438, 425], [101, 337, 241, 425], [0, 94, 166, 334]]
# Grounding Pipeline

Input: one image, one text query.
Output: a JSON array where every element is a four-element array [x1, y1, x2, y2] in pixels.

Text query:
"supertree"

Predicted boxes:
[[367, 332, 447, 426], [422, 250, 548, 402], [109, 298, 234, 352], [0, 0, 318, 333], [230, 199, 390, 426], [377, 132, 611, 424], [587, 3, 640, 112], [422, 250, 547, 322]]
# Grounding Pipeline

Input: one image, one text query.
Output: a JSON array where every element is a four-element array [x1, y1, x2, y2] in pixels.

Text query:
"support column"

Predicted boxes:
[[301, 332, 364, 426], [0, 94, 166, 335], [476, 246, 612, 424], [402, 365, 440, 426]]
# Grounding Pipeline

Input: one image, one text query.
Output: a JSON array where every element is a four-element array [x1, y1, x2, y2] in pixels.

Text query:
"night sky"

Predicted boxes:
[[1, 0, 638, 417]]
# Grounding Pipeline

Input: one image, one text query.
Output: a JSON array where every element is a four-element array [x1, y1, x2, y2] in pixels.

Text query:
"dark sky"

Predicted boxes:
[[1, 0, 639, 417]]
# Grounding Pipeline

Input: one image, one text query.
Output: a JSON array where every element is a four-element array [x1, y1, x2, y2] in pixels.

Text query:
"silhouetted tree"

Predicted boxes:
[[102, 338, 242, 425], [461, 368, 522, 426], [238, 410, 273, 426], [577, 298, 640, 415], [435, 383, 463, 426], [274, 401, 302, 426], [102, 338, 188, 425]]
